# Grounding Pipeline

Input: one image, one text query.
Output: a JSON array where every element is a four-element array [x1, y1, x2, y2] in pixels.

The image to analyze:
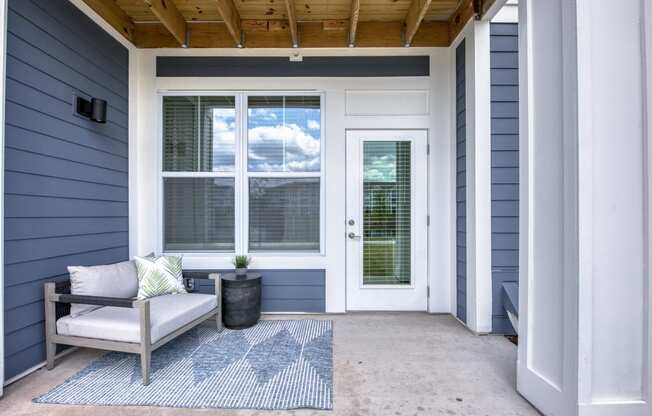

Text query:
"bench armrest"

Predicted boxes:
[[52, 293, 137, 308]]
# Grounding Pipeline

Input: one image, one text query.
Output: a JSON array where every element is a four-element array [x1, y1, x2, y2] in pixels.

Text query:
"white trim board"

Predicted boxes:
[[450, 18, 494, 334], [0, 0, 7, 397]]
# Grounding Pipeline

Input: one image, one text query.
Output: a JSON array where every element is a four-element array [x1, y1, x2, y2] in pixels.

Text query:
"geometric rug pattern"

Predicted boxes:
[[35, 320, 333, 410]]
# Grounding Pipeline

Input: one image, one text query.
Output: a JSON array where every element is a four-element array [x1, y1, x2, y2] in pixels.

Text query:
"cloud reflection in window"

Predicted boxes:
[[247, 96, 321, 173]]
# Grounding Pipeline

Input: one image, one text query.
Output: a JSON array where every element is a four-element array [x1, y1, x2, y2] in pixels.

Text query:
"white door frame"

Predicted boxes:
[[345, 129, 429, 311]]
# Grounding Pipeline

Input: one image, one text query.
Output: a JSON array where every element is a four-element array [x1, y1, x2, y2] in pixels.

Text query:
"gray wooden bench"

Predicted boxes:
[[44, 274, 221, 385]]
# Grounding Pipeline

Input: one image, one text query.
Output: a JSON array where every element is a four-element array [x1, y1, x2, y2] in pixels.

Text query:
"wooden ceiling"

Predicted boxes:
[[82, 0, 494, 48]]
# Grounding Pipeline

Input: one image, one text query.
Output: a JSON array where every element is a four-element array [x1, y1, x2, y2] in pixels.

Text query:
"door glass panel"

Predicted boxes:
[[362, 141, 411, 285]]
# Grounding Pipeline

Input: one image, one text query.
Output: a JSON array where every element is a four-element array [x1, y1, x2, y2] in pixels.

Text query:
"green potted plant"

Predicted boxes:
[[232, 255, 251, 277]]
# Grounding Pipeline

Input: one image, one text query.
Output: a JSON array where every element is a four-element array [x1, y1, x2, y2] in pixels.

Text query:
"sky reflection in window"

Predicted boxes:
[[247, 96, 321, 172]]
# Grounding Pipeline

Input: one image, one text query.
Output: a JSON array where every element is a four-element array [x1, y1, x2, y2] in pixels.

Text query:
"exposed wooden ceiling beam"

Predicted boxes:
[[144, 0, 187, 47], [284, 0, 299, 48], [214, 0, 243, 47], [81, 0, 136, 42], [404, 0, 432, 47], [133, 21, 449, 48], [448, 0, 477, 43], [348, 0, 360, 47]]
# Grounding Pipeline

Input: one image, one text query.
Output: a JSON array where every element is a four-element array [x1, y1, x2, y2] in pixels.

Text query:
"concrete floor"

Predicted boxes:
[[0, 313, 539, 416]]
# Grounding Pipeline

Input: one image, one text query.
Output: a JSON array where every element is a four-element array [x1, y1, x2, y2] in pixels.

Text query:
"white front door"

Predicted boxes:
[[345, 130, 429, 311]]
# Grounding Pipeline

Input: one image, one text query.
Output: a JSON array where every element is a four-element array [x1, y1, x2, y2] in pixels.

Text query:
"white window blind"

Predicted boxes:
[[249, 178, 320, 251], [247, 96, 321, 252], [162, 96, 237, 252]]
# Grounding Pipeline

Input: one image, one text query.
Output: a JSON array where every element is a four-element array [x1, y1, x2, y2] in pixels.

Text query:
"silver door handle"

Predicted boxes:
[[348, 232, 361, 239]]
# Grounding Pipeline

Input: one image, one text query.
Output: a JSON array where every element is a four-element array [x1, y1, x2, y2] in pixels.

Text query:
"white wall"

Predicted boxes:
[[128, 48, 454, 313]]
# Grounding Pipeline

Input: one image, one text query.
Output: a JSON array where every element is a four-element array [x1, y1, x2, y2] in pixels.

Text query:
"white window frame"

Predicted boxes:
[[157, 90, 325, 257]]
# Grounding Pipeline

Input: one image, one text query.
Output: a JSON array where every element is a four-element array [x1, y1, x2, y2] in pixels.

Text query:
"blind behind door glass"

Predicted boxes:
[[362, 141, 411, 285]]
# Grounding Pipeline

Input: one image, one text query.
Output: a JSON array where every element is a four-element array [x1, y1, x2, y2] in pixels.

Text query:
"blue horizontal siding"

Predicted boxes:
[[187, 269, 326, 313], [3, 0, 129, 380], [490, 23, 519, 335], [455, 40, 467, 323]]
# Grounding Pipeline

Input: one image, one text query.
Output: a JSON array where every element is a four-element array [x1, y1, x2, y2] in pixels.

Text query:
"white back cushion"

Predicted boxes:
[[68, 261, 138, 317]]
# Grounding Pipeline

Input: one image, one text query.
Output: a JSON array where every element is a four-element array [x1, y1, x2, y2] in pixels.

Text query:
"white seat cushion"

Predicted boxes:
[[56, 293, 217, 343]]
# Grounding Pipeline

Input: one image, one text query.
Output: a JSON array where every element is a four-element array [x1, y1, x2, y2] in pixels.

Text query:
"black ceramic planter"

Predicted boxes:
[[221, 272, 262, 329]]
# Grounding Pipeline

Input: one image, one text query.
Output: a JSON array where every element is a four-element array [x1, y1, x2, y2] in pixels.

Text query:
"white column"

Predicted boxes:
[[130, 50, 157, 257], [518, 1, 652, 415], [454, 19, 494, 333]]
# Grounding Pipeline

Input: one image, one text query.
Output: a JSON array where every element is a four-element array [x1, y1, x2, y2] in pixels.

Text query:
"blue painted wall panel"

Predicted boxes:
[[456, 41, 467, 323], [157, 56, 430, 77], [186, 270, 326, 313], [3, 0, 129, 380], [490, 23, 519, 335]]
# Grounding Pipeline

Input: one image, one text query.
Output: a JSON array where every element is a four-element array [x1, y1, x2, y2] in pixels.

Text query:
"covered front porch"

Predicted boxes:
[[0, 0, 651, 415]]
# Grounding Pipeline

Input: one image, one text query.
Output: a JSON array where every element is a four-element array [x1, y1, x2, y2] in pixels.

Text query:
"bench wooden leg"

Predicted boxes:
[[46, 341, 56, 370], [137, 299, 152, 386], [44, 282, 57, 370], [210, 273, 223, 331], [140, 350, 151, 386]]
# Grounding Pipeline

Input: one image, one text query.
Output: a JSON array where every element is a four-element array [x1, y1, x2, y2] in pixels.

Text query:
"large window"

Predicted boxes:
[[161, 94, 322, 253]]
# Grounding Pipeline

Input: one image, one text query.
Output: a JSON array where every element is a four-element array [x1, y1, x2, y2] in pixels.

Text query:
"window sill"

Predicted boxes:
[[165, 252, 328, 270]]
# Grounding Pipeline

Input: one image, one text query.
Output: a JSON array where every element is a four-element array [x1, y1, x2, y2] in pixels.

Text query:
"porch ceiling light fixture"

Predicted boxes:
[[75, 95, 107, 123], [289, 51, 303, 62]]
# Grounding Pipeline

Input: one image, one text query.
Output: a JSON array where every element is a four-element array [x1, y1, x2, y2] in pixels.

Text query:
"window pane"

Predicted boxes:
[[249, 178, 320, 251], [247, 96, 321, 172], [164, 178, 235, 251], [163, 96, 198, 171], [163, 96, 236, 172], [362, 141, 411, 285], [200, 96, 236, 172]]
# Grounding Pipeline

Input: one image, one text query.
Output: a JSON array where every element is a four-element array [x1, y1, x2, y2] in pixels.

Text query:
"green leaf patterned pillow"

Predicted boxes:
[[134, 255, 187, 299]]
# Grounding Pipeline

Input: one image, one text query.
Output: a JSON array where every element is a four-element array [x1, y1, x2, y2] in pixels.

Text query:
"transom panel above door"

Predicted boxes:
[[345, 130, 429, 311]]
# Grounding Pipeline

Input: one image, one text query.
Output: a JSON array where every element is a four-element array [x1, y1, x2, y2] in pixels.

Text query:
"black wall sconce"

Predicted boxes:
[[76, 96, 107, 123]]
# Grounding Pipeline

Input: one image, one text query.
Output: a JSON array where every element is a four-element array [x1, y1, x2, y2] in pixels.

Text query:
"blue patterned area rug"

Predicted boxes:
[[35, 319, 333, 410]]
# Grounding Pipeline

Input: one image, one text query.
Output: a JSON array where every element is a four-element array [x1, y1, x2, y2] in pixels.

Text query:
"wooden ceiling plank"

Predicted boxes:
[[242, 20, 269, 32], [143, 0, 187, 46], [284, 0, 299, 47], [82, 0, 136, 42], [448, 0, 476, 44], [404, 0, 433, 47], [133, 20, 449, 48], [323, 20, 348, 31], [214, 0, 243, 47], [348, 0, 360, 47]]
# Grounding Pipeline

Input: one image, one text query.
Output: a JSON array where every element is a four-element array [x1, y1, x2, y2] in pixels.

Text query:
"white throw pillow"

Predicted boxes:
[[67, 260, 139, 317], [134, 255, 187, 300]]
